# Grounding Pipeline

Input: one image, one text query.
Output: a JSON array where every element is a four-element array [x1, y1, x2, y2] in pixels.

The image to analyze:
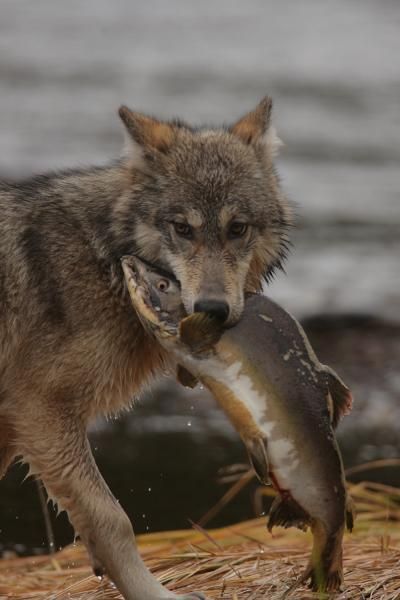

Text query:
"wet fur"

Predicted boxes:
[[0, 98, 291, 599]]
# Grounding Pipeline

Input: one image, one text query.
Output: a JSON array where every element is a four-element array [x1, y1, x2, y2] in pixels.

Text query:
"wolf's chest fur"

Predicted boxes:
[[0, 182, 165, 421]]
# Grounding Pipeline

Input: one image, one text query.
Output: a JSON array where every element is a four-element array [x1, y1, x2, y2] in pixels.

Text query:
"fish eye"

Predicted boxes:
[[228, 221, 248, 239], [157, 278, 170, 292]]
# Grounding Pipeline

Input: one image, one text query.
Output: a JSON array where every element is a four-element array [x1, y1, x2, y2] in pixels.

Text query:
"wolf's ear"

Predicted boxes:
[[230, 96, 282, 155], [119, 106, 175, 158]]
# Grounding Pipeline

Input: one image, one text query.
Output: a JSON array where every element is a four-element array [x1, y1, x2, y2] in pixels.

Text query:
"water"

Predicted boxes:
[[0, 0, 399, 551], [0, 0, 399, 316]]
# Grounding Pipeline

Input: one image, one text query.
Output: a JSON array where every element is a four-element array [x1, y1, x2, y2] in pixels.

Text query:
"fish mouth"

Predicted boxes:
[[130, 254, 180, 287], [121, 256, 178, 338]]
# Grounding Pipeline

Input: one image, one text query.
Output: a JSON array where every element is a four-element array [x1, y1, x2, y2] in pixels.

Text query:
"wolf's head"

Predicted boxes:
[[116, 98, 292, 325]]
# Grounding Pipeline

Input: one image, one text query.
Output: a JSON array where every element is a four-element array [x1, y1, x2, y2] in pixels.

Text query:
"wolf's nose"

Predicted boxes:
[[194, 300, 229, 322]]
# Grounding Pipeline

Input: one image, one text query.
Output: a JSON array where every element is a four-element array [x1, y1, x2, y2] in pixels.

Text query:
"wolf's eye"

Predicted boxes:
[[228, 222, 248, 239], [173, 222, 193, 239], [157, 279, 170, 292]]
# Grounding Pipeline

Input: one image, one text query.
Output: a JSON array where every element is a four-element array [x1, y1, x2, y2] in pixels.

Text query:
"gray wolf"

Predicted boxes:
[[0, 97, 292, 599]]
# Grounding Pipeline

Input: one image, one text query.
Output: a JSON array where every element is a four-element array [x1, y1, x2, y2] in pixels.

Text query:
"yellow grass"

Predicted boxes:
[[0, 479, 399, 599]]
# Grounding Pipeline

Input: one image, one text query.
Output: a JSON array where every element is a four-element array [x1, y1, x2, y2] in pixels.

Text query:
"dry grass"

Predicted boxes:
[[1, 479, 400, 600]]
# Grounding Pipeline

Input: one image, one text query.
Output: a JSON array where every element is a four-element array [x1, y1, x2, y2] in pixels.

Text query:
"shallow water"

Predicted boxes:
[[0, 0, 399, 552]]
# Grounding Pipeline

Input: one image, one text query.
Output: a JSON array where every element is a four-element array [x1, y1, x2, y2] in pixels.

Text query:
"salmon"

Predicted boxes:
[[122, 255, 355, 592]]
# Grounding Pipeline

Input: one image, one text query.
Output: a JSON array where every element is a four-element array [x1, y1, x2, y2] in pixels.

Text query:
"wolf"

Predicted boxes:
[[0, 97, 292, 599]]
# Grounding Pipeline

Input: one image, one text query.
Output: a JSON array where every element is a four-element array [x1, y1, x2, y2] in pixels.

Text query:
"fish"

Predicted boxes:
[[121, 255, 355, 592]]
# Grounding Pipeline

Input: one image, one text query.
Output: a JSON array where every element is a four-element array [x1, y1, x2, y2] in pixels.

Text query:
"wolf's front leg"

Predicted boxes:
[[17, 414, 205, 600]]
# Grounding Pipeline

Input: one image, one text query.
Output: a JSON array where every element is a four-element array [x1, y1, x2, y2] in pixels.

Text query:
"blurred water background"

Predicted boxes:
[[0, 0, 399, 554]]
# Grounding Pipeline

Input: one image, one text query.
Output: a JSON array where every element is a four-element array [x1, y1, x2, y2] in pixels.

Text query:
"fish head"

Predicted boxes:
[[121, 255, 185, 339], [122, 255, 225, 357]]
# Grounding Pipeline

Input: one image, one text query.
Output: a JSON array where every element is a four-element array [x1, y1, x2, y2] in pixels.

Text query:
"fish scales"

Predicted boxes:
[[209, 296, 346, 521]]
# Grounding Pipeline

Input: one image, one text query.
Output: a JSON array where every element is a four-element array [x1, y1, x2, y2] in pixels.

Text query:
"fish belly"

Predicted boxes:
[[268, 438, 345, 530]]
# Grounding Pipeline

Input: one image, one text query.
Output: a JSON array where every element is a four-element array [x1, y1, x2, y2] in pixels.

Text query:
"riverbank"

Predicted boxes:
[[1, 480, 399, 599]]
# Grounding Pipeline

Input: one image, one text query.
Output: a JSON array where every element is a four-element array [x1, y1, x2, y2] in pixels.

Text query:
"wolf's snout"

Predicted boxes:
[[194, 299, 229, 322]]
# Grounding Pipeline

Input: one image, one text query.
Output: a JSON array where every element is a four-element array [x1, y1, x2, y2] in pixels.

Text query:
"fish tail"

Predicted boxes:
[[267, 494, 311, 532], [301, 521, 344, 593]]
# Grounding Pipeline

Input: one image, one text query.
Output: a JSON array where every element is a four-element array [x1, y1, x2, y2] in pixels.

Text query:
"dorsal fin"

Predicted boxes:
[[323, 365, 353, 428], [179, 313, 223, 354]]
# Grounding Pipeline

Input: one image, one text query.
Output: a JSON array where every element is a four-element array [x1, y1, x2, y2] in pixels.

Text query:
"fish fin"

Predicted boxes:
[[179, 313, 224, 353], [176, 364, 198, 389], [323, 365, 353, 428], [245, 438, 270, 485], [345, 493, 355, 532], [267, 495, 311, 532]]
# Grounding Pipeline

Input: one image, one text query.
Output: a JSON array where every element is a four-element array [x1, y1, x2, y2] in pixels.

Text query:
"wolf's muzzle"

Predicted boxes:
[[193, 299, 229, 323]]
